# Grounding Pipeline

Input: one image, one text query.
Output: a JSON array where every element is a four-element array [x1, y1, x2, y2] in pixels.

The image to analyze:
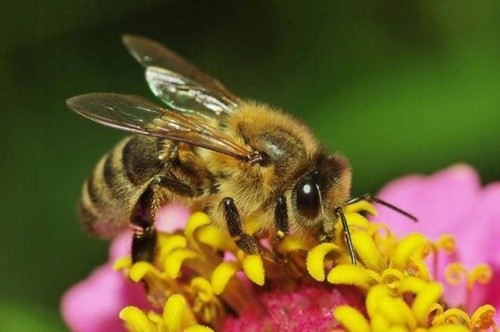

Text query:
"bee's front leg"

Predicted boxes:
[[131, 184, 158, 263], [221, 197, 260, 255], [272, 195, 289, 255]]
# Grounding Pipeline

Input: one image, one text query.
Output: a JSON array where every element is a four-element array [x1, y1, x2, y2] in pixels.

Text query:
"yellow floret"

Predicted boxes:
[[114, 203, 496, 332]]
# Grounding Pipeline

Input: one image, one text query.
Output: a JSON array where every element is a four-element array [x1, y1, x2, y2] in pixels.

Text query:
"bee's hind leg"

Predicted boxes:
[[221, 197, 260, 255], [131, 185, 158, 263]]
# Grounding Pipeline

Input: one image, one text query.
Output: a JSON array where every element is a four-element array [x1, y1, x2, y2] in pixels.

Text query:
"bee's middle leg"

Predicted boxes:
[[221, 197, 260, 254]]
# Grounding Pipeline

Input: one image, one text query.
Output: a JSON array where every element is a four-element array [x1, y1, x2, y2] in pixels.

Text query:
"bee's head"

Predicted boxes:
[[291, 154, 351, 232]]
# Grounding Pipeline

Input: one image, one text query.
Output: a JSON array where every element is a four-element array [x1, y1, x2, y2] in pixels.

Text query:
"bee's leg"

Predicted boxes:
[[272, 195, 289, 255], [221, 197, 260, 255], [338, 195, 417, 265], [347, 194, 417, 222], [131, 184, 158, 263], [335, 207, 357, 265]]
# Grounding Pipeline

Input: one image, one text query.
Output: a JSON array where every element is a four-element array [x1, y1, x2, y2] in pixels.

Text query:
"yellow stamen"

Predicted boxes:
[[120, 306, 156, 332], [278, 235, 311, 253], [366, 284, 393, 317], [333, 305, 371, 332], [380, 268, 404, 289], [399, 276, 428, 294], [113, 256, 132, 271], [429, 303, 444, 317], [129, 262, 161, 282], [163, 294, 198, 331], [146, 312, 163, 325], [191, 277, 214, 303], [432, 308, 471, 326], [436, 234, 455, 254], [189, 278, 221, 323], [411, 255, 431, 281], [378, 296, 416, 329], [157, 234, 187, 258], [195, 224, 237, 253], [210, 261, 239, 295], [163, 248, 197, 279], [411, 282, 443, 326], [238, 252, 265, 286], [370, 313, 391, 332], [351, 231, 385, 271], [341, 212, 373, 230], [391, 233, 426, 270], [470, 304, 497, 331], [306, 242, 342, 281], [327, 264, 376, 289], [184, 212, 211, 252], [468, 263, 493, 288], [443, 263, 467, 286]]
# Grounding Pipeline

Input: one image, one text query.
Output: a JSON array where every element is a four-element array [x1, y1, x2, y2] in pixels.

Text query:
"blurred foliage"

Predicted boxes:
[[0, 1, 499, 330]]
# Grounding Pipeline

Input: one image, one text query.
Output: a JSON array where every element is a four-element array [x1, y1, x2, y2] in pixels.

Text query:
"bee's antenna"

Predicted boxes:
[[347, 194, 418, 222], [335, 207, 357, 264]]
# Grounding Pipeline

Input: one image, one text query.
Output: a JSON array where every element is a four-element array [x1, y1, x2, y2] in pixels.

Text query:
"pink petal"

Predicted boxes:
[[61, 264, 148, 332], [462, 182, 500, 267], [109, 231, 133, 262], [375, 164, 500, 320], [465, 183, 500, 312], [155, 203, 191, 233], [375, 164, 481, 241]]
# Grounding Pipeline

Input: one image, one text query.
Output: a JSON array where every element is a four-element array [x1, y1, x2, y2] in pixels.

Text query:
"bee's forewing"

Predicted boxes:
[[67, 93, 251, 160]]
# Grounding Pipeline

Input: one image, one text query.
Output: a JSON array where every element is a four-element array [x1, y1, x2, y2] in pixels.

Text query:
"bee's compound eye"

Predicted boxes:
[[294, 178, 320, 220]]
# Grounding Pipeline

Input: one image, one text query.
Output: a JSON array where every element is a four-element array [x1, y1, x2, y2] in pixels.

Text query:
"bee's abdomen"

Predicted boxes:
[[79, 136, 164, 238]]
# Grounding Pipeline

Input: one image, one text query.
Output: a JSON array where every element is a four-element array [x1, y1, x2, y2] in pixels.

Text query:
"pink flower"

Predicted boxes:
[[61, 204, 190, 332], [61, 167, 498, 331], [375, 164, 500, 321], [60, 260, 148, 332]]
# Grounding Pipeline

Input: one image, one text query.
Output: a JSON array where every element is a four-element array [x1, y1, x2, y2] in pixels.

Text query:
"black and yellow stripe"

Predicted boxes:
[[78, 135, 212, 239], [79, 136, 163, 238]]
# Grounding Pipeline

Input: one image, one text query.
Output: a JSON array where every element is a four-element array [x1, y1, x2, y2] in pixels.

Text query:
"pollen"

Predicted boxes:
[[114, 203, 498, 331]]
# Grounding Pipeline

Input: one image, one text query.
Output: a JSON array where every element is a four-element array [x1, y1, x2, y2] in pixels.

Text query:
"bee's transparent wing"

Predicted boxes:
[[67, 93, 252, 160], [122, 35, 239, 116], [145, 66, 235, 120]]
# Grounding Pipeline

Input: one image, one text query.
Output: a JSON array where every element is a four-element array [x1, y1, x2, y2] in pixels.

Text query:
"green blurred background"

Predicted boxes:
[[1, 1, 499, 330]]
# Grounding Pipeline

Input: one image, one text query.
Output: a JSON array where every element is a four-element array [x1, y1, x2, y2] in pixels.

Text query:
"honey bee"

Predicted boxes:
[[68, 35, 415, 264]]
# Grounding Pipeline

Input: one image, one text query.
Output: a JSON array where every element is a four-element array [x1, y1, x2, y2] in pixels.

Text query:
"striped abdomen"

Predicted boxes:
[[79, 136, 165, 239]]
